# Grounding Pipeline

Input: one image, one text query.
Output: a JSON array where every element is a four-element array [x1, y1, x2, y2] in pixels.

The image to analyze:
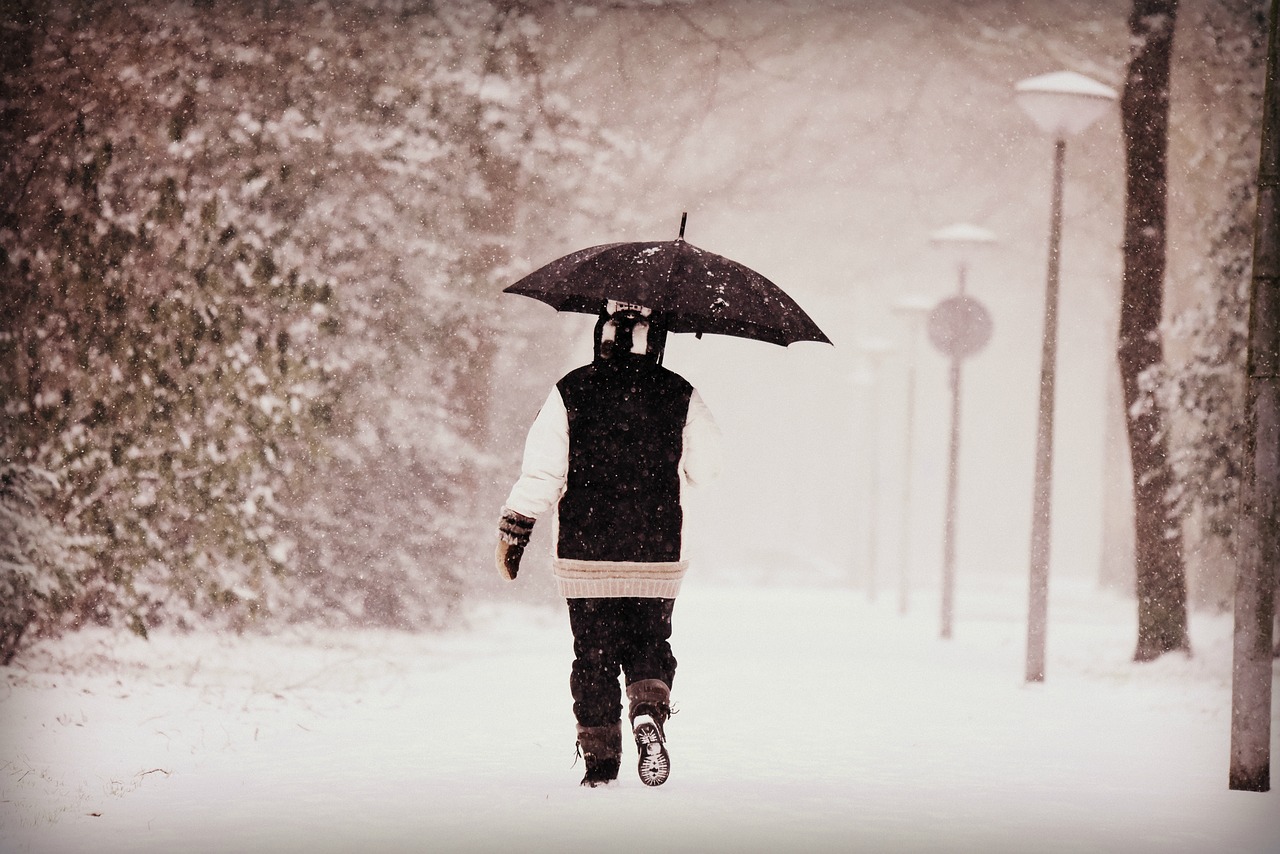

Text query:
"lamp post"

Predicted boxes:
[[928, 224, 996, 640], [891, 295, 933, 616], [1015, 71, 1117, 683], [858, 337, 894, 603]]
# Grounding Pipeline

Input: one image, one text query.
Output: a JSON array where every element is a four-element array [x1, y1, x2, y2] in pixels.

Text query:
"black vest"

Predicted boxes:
[[556, 361, 693, 562]]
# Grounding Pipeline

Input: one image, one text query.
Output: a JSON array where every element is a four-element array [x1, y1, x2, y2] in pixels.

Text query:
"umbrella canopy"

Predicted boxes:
[[504, 219, 831, 347]]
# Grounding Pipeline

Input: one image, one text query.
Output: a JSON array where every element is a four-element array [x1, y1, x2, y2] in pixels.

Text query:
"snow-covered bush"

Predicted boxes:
[[1, 0, 630, 656], [0, 464, 93, 664], [1154, 180, 1253, 554], [1148, 0, 1267, 605]]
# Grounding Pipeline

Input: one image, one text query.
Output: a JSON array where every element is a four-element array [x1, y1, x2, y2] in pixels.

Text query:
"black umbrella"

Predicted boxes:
[[504, 214, 832, 347]]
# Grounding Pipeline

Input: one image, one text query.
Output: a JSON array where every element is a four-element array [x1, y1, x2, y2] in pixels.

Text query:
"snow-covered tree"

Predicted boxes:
[[1148, 0, 1269, 604], [4, 0, 329, 639], [0, 0, 631, 657]]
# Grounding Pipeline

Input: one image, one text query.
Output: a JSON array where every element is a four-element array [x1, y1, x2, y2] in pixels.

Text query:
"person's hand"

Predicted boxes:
[[496, 509, 535, 581]]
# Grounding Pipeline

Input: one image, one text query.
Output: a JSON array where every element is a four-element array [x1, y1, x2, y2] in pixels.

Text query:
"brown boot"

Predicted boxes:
[[576, 723, 621, 787]]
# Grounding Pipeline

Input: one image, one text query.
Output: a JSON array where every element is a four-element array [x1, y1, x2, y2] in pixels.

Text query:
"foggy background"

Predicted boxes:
[[3, 0, 1257, 645], [497, 0, 1143, 602]]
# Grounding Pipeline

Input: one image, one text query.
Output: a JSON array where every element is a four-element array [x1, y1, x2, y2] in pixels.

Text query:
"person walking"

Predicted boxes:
[[496, 299, 722, 787]]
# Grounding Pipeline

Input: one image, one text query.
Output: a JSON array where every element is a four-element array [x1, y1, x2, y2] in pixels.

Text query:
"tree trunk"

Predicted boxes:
[[1119, 0, 1190, 661], [1229, 0, 1278, 793]]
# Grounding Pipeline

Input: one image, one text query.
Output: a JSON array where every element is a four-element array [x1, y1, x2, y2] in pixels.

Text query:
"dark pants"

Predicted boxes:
[[567, 597, 677, 728]]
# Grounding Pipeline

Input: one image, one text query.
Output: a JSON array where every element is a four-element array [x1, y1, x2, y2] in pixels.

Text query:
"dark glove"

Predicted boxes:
[[496, 508, 535, 581]]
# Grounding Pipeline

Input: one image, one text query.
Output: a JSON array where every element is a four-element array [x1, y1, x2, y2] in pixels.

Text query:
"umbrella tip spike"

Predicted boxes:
[[679, 212, 687, 240]]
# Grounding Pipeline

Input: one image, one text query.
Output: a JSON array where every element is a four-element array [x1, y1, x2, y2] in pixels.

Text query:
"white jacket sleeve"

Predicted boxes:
[[681, 388, 723, 487], [503, 388, 569, 520]]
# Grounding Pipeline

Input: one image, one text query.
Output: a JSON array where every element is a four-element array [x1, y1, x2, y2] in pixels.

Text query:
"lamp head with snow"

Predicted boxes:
[[1014, 70, 1118, 139], [928, 222, 998, 273]]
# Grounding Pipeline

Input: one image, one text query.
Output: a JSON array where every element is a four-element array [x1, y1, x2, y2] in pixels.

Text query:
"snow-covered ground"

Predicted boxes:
[[3, 573, 1277, 854]]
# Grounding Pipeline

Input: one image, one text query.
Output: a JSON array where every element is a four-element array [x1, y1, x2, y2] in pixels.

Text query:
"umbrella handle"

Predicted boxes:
[[679, 212, 687, 240]]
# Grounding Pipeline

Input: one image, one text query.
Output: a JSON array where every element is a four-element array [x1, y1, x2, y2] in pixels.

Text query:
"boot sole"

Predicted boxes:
[[633, 717, 669, 786]]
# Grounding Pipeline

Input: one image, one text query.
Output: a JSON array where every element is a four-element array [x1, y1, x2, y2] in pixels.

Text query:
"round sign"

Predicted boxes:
[[927, 295, 993, 359]]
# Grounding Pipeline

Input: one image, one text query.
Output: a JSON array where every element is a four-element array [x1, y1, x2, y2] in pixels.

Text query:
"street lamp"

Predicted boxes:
[[890, 295, 933, 616], [1015, 70, 1117, 683], [858, 337, 894, 603], [928, 223, 996, 640]]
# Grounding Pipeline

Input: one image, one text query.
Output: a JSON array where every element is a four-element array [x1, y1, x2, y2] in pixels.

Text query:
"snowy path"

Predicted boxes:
[[3, 576, 1278, 853]]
